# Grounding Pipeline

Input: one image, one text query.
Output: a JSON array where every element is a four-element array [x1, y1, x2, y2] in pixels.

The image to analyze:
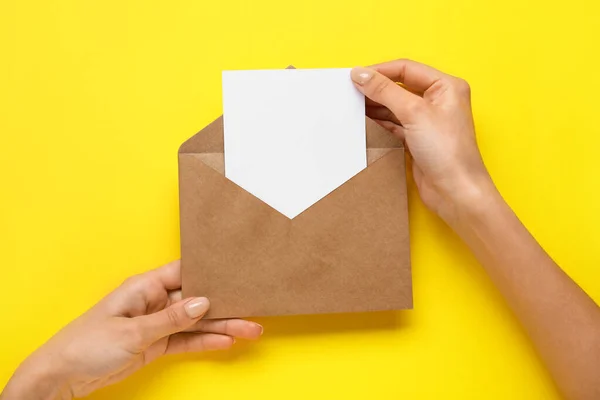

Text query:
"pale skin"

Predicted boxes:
[[1, 261, 263, 399], [2, 59, 599, 399], [351, 60, 600, 399]]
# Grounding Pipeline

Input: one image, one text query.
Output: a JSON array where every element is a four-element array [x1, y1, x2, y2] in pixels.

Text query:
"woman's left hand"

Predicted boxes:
[[1, 260, 263, 400]]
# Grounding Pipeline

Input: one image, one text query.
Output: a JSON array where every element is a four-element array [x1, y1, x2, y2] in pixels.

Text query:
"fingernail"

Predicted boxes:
[[351, 67, 374, 85], [184, 297, 209, 319], [255, 323, 264, 335]]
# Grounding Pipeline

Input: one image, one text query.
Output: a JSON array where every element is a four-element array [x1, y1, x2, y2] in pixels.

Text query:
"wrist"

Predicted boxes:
[[439, 172, 502, 230], [2, 354, 72, 400]]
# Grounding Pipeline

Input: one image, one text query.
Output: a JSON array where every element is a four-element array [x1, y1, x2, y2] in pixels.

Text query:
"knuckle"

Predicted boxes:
[[198, 334, 208, 351], [453, 77, 471, 96], [371, 77, 391, 96], [121, 274, 150, 294], [405, 99, 426, 114], [222, 319, 231, 334], [145, 278, 164, 296], [166, 307, 182, 328], [122, 274, 142, 288]]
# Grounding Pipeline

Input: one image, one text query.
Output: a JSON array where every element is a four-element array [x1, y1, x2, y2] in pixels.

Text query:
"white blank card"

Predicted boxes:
[[222, 68, 366, 219]]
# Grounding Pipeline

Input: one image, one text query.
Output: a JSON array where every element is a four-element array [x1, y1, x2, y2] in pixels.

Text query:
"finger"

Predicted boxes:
[[366, 105, 402, 125], [136, 297, 210, 344], [168, 289, 182, 304], [148, 260, 181, 290], [165, 333, 234, 355], [351, 67, 424, 124], [103, 261, 184, 318], [185, 319, 263, 340], [373, 119, 406, 141], [370, 59, 447, 93]]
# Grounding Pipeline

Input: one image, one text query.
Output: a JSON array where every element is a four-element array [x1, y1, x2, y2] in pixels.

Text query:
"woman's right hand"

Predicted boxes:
[[1, 260, 263, 400], [352, 61, 600, 400], [351, 60, 496, 226]]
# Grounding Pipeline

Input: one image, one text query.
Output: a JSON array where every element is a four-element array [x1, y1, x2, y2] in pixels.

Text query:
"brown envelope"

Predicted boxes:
[[178, 114, 412, 319]]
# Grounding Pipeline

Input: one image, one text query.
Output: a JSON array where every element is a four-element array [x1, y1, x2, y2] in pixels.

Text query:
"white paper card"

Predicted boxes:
[[222, 68, 366, 219]]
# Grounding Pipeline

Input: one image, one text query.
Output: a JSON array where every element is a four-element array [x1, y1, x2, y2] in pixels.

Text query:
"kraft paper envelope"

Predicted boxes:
[[179, 114, 412, 319]]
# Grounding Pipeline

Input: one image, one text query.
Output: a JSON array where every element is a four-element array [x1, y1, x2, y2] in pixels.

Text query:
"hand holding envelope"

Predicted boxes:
[[178, 68, 412, 318]]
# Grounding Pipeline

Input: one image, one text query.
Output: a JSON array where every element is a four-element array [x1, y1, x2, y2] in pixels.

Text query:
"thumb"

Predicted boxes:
[[136, 297, 210, 344], [351, 67, 424, 124]]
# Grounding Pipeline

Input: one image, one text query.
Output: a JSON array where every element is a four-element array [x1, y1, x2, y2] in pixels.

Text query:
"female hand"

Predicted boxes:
[[1, 260, 263, 399], [354, 60, 600, 400], [351, 59, 495, 225]]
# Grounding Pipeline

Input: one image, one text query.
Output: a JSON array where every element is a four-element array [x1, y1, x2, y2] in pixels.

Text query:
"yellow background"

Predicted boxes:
[[1, 0, 599, 398]]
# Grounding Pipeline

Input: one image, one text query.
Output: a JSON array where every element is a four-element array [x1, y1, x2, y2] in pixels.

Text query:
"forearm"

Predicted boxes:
[[1, 356, 71, 400], [451, 184, 600, 400]]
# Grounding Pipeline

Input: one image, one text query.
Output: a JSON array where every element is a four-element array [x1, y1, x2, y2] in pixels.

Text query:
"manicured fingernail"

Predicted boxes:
[[255, 323, 264, 335], [184, 297, 209, 319], [351, 67, 374, 85]]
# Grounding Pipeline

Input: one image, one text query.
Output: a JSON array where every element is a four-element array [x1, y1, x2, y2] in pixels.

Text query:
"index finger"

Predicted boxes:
[[149, 259, 182, 290], [370, 59, 447, 93]]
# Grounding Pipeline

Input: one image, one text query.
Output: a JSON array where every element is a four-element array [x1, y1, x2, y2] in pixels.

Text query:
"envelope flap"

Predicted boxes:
[[179, 115, 402, 155], [179, 116, 224, 154], [365, 118, 404, 149]]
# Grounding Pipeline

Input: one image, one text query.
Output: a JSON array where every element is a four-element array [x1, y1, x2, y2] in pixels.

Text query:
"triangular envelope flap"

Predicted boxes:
[[179, 115, 402, 155], [181, 147, 405, 223], [189, 149, 394, 175], [365, 118, 404, 149], [179, 116, 224, 154]]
